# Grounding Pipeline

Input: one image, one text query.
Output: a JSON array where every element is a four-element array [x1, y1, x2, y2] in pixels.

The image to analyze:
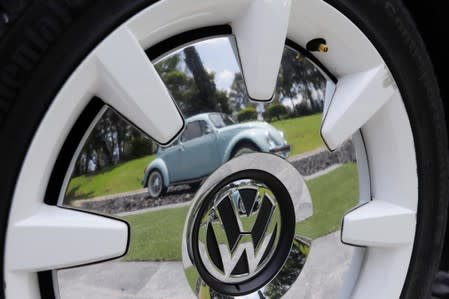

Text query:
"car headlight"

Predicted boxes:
[[265, 132, 278, 148]]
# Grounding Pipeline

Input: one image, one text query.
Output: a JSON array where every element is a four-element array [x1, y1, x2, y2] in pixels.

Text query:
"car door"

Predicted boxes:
[[159, 139, 183, 183], [176, 120, 219, 181]]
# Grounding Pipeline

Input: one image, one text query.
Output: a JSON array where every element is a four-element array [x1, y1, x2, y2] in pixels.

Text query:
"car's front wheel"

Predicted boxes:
[[232, 144, 259, 157], [147, 170, 166, 198]]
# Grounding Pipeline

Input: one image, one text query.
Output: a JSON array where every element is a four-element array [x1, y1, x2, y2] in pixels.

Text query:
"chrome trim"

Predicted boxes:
[[182, 153, 313, 297], [56, 105, 108, 206], [197, 179, 281, 283]]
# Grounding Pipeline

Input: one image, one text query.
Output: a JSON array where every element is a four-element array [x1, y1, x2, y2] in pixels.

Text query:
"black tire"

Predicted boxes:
[[323, 1, 448, 298], [189, 181, 202, 191], [232, 143, 259, 158], [0, 2, 160, 296], [0, 0, 447, 298]]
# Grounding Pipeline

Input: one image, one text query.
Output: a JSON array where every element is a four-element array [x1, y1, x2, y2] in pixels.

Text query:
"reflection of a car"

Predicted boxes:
[[143, 112, 290, 198]]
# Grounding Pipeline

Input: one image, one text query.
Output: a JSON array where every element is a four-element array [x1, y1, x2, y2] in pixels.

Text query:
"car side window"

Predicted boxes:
[[181, 121, 202, 143], [199, 120, 212, 135]]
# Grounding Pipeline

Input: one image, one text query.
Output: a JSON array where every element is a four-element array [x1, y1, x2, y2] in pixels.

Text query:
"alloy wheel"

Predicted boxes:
[[1, 1, 446, 299]]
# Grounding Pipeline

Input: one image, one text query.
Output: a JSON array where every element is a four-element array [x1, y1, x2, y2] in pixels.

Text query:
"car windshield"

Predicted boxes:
[[209, 113, 235, 128]]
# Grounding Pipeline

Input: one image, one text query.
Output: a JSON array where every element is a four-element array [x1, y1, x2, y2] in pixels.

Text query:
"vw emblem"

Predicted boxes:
[[183, 154, 306, 296], [197, 179, 281, 283]]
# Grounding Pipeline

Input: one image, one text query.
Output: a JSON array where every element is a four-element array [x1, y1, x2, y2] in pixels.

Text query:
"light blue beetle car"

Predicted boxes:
[[143, 112, 290, 198]]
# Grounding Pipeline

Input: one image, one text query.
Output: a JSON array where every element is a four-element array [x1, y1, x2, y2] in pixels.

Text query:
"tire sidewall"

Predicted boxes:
[[148, 170, 164, 198]]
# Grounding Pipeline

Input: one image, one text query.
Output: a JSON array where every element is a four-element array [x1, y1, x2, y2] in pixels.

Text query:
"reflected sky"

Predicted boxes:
[[194, 38, 240, 92]]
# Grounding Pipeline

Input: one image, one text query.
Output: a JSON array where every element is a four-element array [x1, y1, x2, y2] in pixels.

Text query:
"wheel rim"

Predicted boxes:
[[148, 172, 163, 197], [4, 1, 418, 298]]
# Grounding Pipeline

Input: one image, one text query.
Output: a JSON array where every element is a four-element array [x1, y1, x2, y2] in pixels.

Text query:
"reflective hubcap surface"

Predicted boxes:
[[48, 34, 368, 299], [197, 179, 281, 283], [183, 153, 311, 297]]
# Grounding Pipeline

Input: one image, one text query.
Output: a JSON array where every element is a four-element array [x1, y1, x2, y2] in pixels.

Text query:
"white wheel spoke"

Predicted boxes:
[[6, 205, 128, 272], [321, 65, 396, 150], [342, 200, 415, 247], [232, 0, 291, 101], [95, 27, 183, 144]]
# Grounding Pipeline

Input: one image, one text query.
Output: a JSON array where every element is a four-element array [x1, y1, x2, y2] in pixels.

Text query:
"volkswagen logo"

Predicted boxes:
[[198, 179, 281, 283], [186, 168, 296, 296]]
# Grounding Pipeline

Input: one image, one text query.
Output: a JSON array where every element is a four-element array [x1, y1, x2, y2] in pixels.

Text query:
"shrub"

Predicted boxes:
[[124, 137, 154, 160], [237, 107, 257, 122], [295, 101, 314, 116], [265, 103, 288, 121]]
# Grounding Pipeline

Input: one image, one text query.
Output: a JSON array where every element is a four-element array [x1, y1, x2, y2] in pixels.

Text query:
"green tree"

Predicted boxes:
[[183, 46, 231, 116], [184, 47, 218, 114], [155, 55, 197, 114], [264, 103, 288, 121], [156, 47, 231, 117], [229, 48, 326, 117], [74, 109, 155, 175], [229, 73, 248, 110], [277, 49, 325, 113]]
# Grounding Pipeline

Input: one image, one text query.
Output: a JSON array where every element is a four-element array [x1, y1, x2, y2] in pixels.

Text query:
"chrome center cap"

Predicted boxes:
[[183, 153, 312, 297], [197, 179, 281, 283]]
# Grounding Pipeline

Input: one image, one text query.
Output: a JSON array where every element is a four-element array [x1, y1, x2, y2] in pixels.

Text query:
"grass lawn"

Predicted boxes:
[[184, 266, 199, 291], [65, 154, 155, 200], [271, 113, 324, 156], [123, 163, 358, 261], [124, 206, 189, 261], [296, 163, 358, 239]]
